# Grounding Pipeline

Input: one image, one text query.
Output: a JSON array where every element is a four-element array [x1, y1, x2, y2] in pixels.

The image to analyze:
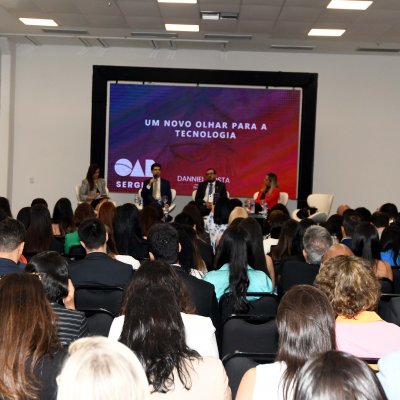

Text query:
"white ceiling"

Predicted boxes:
[[1, 0, 400, 54]]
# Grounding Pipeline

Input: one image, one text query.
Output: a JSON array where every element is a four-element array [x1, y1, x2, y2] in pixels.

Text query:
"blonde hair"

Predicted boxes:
[[57, 337, 150, 400], [228, 206, 249, 224]]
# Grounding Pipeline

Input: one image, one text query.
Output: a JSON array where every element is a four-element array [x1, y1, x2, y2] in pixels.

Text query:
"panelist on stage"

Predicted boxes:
[[141, 162, 172, 207], [79, 163, 109, 208], [255, 172, 280, 209], [195, 168, 228, 216]]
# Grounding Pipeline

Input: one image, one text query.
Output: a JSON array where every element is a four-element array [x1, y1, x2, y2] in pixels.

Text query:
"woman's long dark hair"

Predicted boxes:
[[213, 197, 233, 225], [25, 204, 54, 254], [271, 219, 298, 262], [85, 163, 100, 191], [381, 225, 400, 266], [215, 225, 254, 312], [52, 198, 73, 235], [275, 285, 336, 400], [352, 221, 381, 262], [119, 286, 199, 393]]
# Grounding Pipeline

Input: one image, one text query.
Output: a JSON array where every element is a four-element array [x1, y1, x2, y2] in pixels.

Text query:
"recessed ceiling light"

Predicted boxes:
[[158, 0, 197, 3], [19, 18, 58, 26], [165, 24, 199, 32], [308, 29, 345, 37], [201, 11, 220, 20], [327, 1, 372, 10]]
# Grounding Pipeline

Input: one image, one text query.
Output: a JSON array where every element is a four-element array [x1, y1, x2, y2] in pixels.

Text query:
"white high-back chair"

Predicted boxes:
[[292, 193, 334, 223], [278, 192, 289, 206]]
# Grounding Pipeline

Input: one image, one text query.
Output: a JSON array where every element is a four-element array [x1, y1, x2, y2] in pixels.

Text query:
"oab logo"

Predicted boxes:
[[114, 159, 155, 177]]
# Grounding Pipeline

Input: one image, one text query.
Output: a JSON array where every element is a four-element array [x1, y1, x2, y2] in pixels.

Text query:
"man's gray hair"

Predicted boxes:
[[303, 225, 333, 264]]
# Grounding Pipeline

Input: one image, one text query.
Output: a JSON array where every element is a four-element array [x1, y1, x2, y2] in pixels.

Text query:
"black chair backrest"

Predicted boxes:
[[221, 315, 278, 359], [222, 352, 276, 399], [74, 285, 124, 317], [219, 292, 279, 325], [67, 245, 86, 260], [80, 308, 115, 336], [377, 293, 400, 326], [380, 277, 394, 294]]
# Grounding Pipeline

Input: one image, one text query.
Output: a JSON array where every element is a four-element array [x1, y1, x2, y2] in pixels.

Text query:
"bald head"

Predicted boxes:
[[337, 204, 350, 216], [322, 243, 354, 264]]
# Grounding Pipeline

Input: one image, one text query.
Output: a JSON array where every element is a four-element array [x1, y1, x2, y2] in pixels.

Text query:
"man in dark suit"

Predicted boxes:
[[278, 225, 333, 297], [148, 223, 219, 329], [69, 218, 133, 288], [141, 162, 172, 207], [195, 168, 228, 216]]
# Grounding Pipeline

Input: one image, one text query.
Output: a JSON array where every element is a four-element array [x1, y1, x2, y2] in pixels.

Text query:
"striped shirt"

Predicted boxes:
[[51, 303, 88, 347]]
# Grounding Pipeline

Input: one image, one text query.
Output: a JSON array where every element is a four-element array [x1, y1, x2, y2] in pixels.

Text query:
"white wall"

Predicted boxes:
[[5, 43, 400, 216]]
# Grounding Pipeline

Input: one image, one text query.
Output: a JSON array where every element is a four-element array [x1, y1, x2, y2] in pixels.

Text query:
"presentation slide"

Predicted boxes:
[[106, 83, 301, 198]]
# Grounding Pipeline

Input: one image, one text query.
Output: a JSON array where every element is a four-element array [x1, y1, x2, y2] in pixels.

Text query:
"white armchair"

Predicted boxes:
[[292, 193, 334, 223]]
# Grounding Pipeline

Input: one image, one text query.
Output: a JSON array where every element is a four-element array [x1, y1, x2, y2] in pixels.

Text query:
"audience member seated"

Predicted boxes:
[[336, 203, 350, 216], [278, 226, 332, 296], [380, 225, 400, 267], [182, 202, 210, 245], [379, 203, 398, 224], [23, 204, 63, 259], [236, 285, 336, 400], [140, 204, 164, 238], [16, 206, 31, 229], [0, 273, 66, 400], [262, 210, 290, 254], [31, 197, 48, 207], [25, 251, 88, 346], [316, 255, 400, 358], [203, 225, 273, 305], [354, 206, 372, 222], [109, 260, 218, 358], [321, 213, 343, 241], [68, 218, 133, 289], [321, 243, 353, 264], [340, 209, 360, 248], [0, 196, 12, 217], [352, 221, 393, 281], [205, 197, 233, 252], [52, 197, 73, 237], [285, 218, 316, 265], [0, 218, 26, 275], [64, 203, 96, 254], [148, 223, 219, 328], [119, 287, 231, 399], [228, 207, 248, 225], [114, 203, 149, 261], [377, 350, 400, 400], [79, 163, 108, 207], [57, 336, 150, 400], [293, 351, 387, 400], [372, 211, 390, 238], [254, 172, 280, 209]]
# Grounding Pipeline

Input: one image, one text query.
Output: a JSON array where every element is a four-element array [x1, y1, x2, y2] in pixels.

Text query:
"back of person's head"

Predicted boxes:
[[276, 285, 336, 397], [228, 206, 248, 225], [0, 273, 59, 400], [98, 201, 116, 234], [215, 225, 254, 312], [321, 213, 343, 241], [315, 255, 380, 318], [303, 225, 333, 264], [57, 336, 150, 400], [0, 197, 12, 217], [269, 203, 290, 217], [78, 218, 106, 250], [0, 218, 25, 253], [354, 207, 372, 222], [120, 287, 198, 394], [25, 251, 69, 303], [148, 223, 179, 264], [379, 203, 398, 222], [122, 259, 195, 314], [25, 204, 53, 253], [381, 225, 400, 266], [52, 198, 73, 233], [322, 243, 354, 264], [213, 197, 233, 225], [140, 204, 164, 237], [31, 198, 48, 208], [171, 223, 199, 273], [174, 212, 195, 227], [352, 221, 381, 262], [291, 218, 316, 256], [293, 351, 387, 400], [372, 212, 390, 229], [230, 198, 243, 208], [114, 203, 142, 254], [342, 209, 360, 237], [268, 210, 290, 239], [182, 202, 204, 234], [73, 203, 96, 229], [16, 207, 31, 230], [272, 219, 298, 261]]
